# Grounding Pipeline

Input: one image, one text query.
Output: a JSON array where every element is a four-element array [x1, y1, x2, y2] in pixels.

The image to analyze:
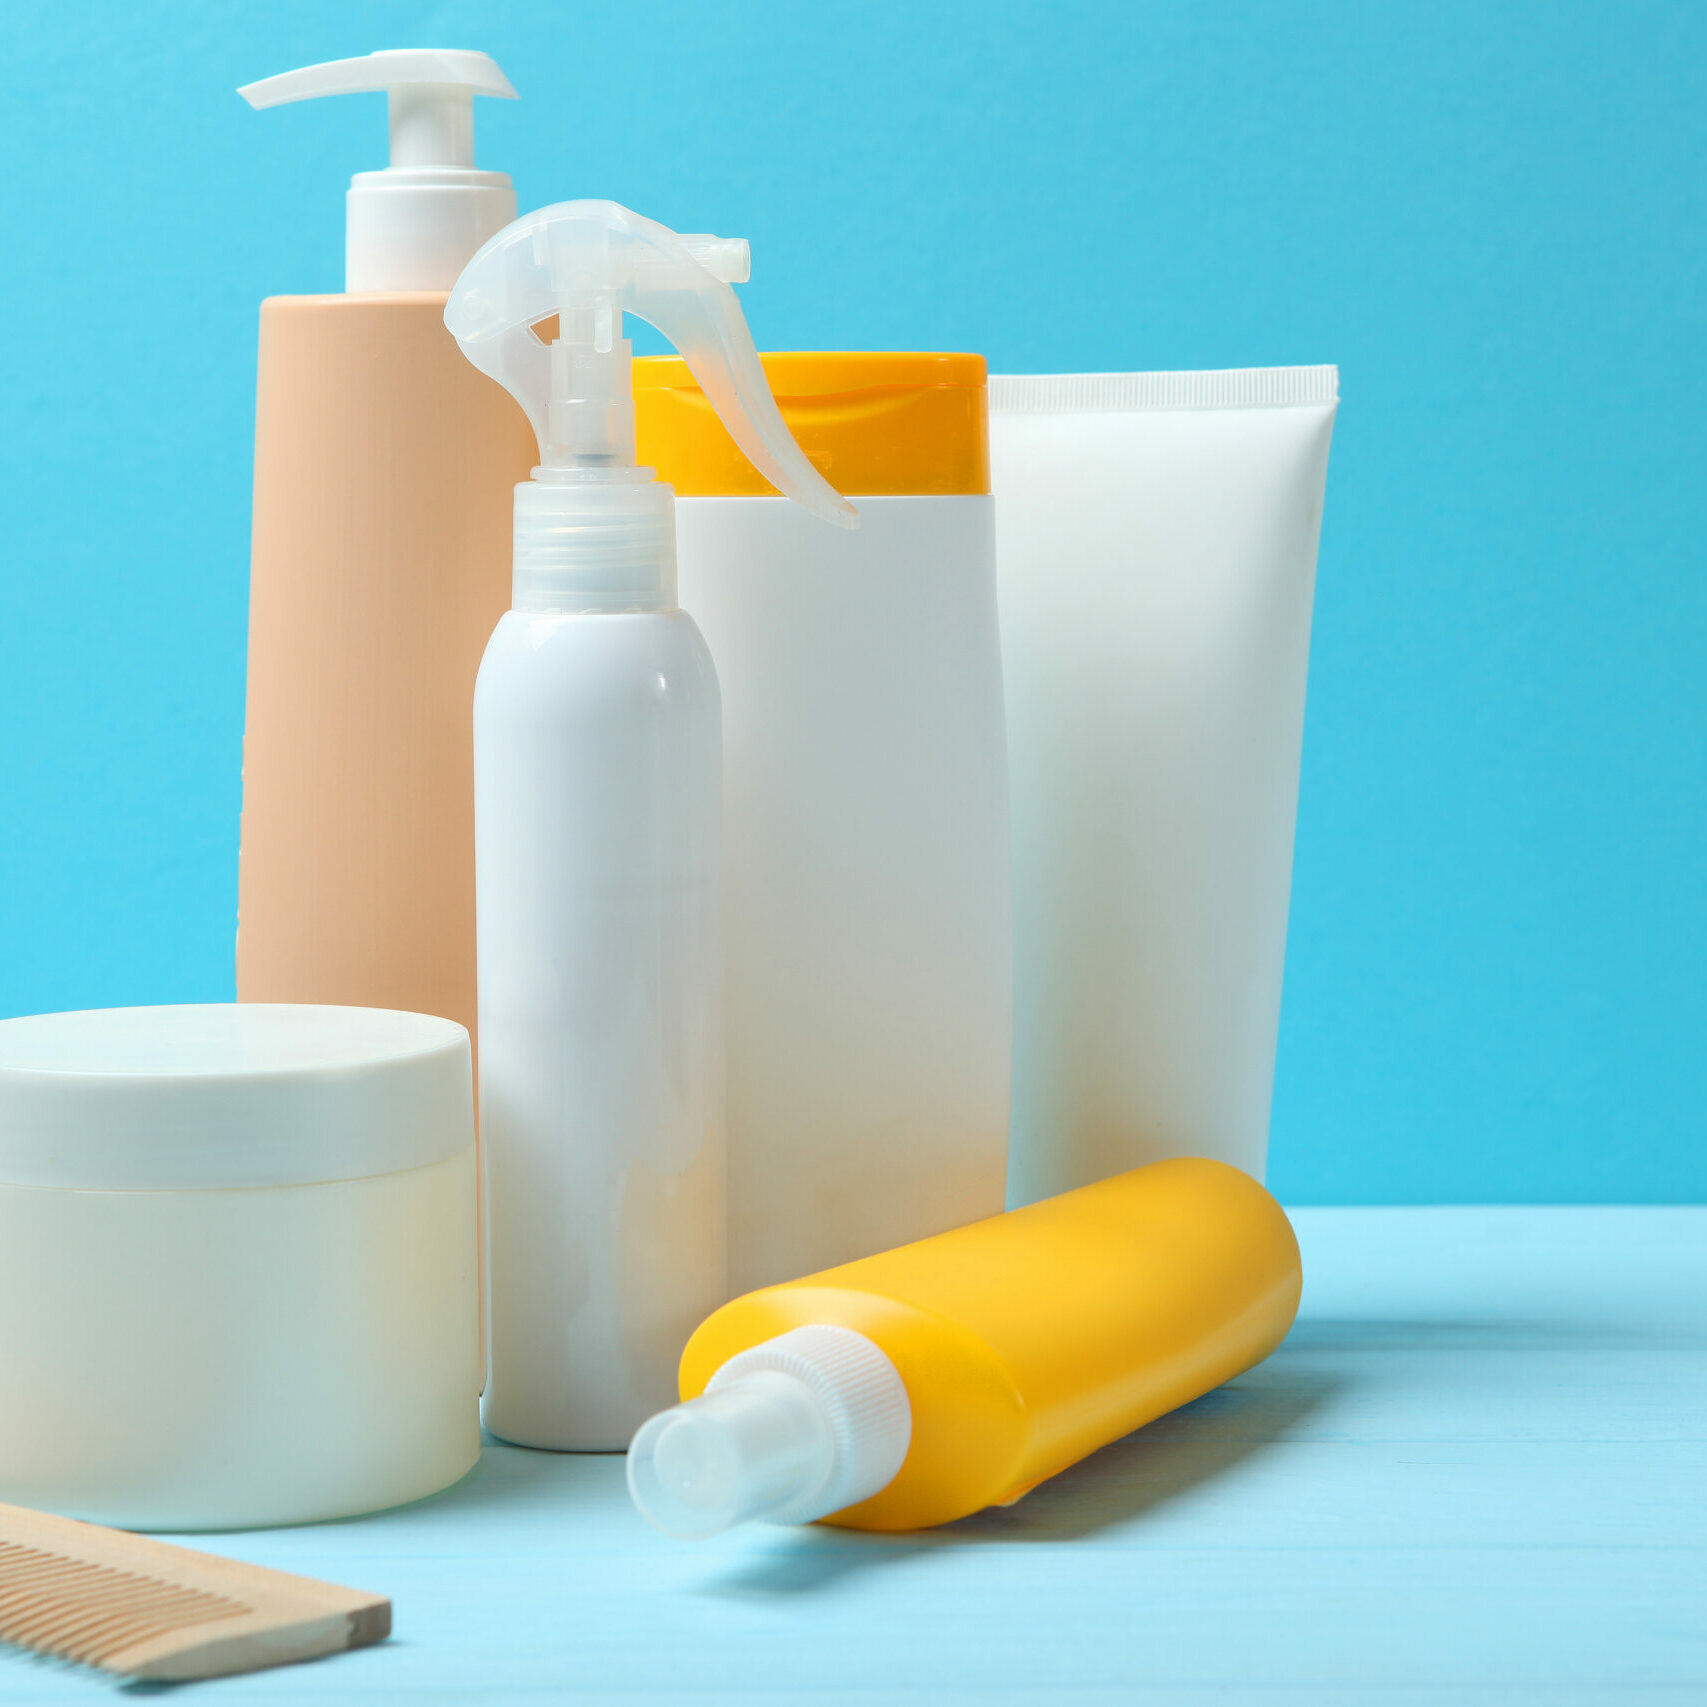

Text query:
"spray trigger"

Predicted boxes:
[[446, 200, 857, 529]]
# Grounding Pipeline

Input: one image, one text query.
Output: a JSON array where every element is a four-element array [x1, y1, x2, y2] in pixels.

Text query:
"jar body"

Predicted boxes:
[[0, 1147, 479, 1530], [675, 494, 1011, 1294]]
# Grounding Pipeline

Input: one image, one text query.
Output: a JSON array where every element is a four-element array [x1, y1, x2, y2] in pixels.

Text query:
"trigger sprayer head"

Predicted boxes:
[[446, 200, 856, 613]]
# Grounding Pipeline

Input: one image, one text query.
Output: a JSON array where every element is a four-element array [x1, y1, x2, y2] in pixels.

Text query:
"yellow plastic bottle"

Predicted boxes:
[[627, 1157, 1300, 1535]]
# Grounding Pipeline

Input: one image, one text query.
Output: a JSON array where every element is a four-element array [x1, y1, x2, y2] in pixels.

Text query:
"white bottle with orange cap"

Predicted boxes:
[[633, 355, 1012, 1296]]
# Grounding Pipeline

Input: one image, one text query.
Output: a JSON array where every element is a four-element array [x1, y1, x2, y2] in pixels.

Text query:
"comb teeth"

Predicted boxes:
[[0, 1541, 250, 1665], [0, 1501, 389, 1682]]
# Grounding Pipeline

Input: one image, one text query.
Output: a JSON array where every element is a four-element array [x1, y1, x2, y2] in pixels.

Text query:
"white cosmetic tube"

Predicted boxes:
[[990, 367, 1338, 1203]]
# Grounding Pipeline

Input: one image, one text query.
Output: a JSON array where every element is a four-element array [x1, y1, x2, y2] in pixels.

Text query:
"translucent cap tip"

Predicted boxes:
[[627, 1326, 911, 1540], [445, 200, 858, 530]]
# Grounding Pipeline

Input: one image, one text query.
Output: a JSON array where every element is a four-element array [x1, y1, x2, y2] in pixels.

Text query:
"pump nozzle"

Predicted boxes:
[[239, 50, 518, 292], [446, 200, 857, 531]]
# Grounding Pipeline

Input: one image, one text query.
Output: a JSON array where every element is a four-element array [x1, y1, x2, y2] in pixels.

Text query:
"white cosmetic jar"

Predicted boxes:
[[0, 1004, 480, 1530]]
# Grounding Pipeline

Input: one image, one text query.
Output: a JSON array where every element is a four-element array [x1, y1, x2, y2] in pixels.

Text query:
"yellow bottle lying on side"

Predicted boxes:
[[627, 1156, 1301, 1535]]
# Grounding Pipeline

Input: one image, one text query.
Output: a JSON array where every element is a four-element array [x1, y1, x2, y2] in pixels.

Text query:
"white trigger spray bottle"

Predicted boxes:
[[446, 201, 855, 1449]]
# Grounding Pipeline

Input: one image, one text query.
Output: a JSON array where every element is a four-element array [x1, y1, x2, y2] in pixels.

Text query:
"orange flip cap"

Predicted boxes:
[[634, 351, 989, 498]]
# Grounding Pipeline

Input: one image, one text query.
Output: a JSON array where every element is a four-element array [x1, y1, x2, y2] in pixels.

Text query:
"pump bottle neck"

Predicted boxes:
[[238, 50, 518, 294]]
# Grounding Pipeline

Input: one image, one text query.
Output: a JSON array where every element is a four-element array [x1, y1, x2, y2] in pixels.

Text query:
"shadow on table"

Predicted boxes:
[[699, 1359, 1340, 1599], [318, 1430, 621, 1534], [954, 1363, 1339, 1544], [1285, 1316, 1641, 1350]]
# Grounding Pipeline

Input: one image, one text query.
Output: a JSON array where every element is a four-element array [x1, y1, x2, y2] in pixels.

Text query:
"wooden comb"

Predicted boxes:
[[0, 1500, 390, 1682]]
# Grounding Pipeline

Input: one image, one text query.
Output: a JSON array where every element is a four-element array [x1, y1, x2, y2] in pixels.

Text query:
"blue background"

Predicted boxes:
[[0, 2, 1700, 1203]]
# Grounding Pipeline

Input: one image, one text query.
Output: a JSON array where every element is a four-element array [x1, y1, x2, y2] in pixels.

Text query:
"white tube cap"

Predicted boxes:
[[627, 1326, 912, 1539], [239, 49, 519, 293]]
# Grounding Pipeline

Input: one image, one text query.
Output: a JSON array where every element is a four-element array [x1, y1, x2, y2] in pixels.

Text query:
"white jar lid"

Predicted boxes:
[[0, 1005, 473, 1190]]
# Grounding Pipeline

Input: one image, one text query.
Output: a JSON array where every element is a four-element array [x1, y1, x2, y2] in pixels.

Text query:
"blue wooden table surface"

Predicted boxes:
[[6, 1207, 1705, 1703]]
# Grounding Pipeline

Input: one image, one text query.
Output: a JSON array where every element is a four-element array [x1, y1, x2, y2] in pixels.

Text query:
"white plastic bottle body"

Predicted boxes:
[[989, 374, 1336, 1203], [673, 495, 1011, 1294], [474, 608, 725, 1450]]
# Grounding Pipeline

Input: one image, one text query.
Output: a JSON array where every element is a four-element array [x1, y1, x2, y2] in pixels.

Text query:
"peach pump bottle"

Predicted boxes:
[[627, 1157, 1301, 1535], [235, 51, 535, 1049]]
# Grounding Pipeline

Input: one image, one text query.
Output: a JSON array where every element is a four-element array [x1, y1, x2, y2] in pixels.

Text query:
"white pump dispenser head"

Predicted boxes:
[[447, 199, 857, 613], [239, 49, 519, 293]]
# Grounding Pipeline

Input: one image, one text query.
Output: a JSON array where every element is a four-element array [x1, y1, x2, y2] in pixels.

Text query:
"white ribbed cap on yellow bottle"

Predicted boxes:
[[627, 1325, 913, 1538]]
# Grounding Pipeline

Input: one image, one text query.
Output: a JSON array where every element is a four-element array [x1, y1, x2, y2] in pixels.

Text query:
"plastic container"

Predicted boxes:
[[236, 51, 535, 1051], [627, 1156, 1299, 1535], [990, 368, 1339, 1202], [634, 352, 1011, 1294], [446, 203, 854, 1449], [0, 1005, 480, 1531]]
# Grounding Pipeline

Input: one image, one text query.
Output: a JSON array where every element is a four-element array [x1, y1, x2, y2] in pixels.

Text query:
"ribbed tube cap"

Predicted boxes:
[[711, 1325, 913, 1523], [627, 1325, 912, 1538]]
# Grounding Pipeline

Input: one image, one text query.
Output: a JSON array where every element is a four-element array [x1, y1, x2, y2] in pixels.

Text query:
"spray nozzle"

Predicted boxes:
[[239, 50, 519, 293], [627, 1327, 912, 1539], [446, 200, 857, 529]]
